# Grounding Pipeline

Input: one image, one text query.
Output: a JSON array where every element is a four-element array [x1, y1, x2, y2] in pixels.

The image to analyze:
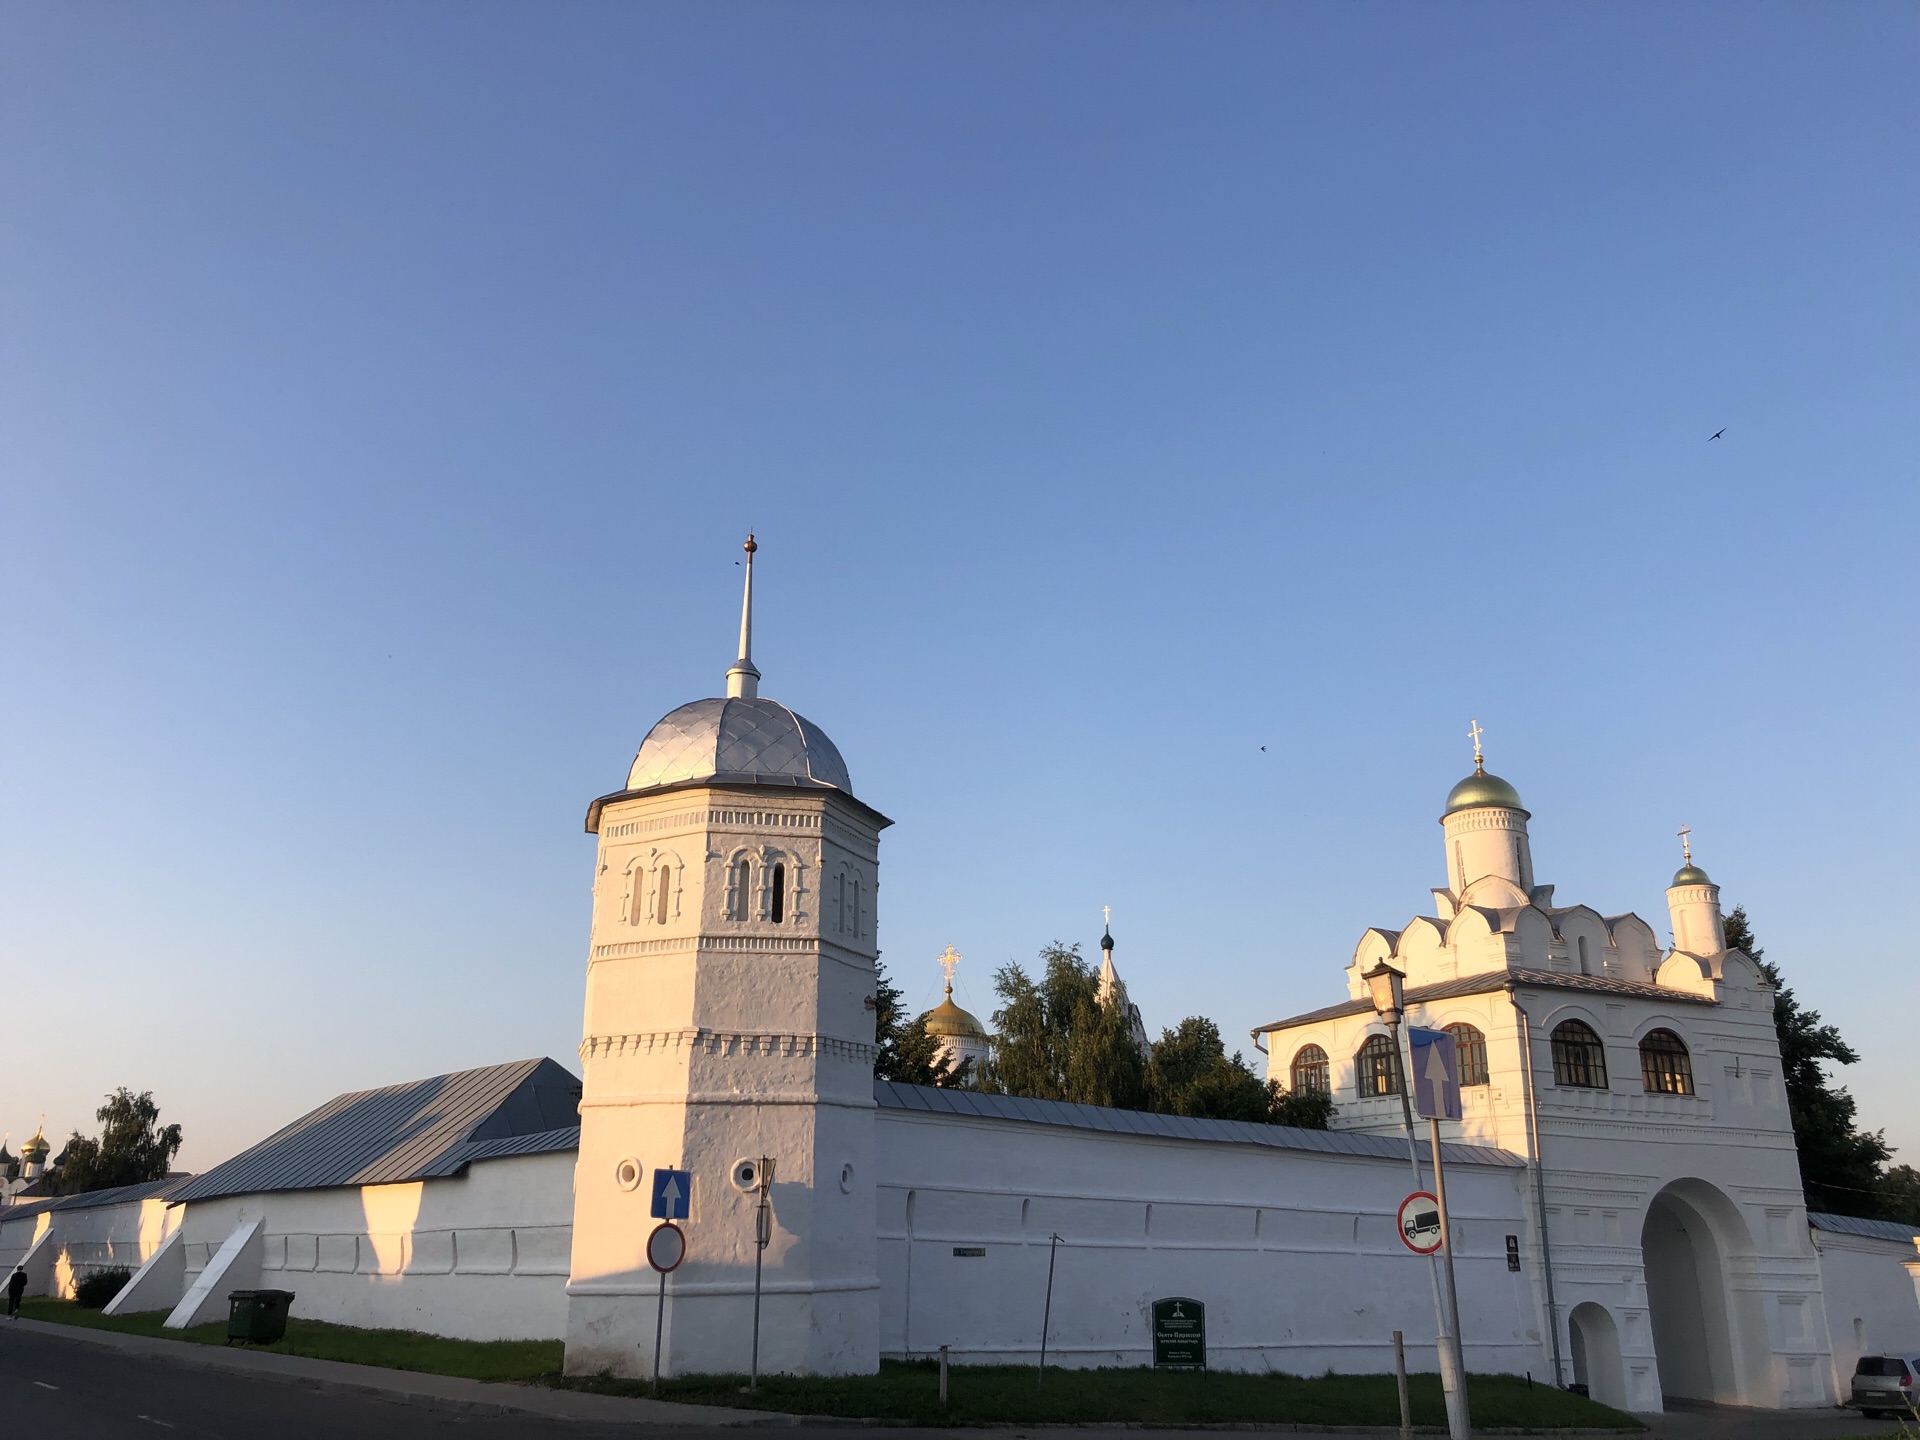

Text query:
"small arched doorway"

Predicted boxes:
[[1639, 1180, 1766, 1405], [1568, 1302, 1627, 1410]]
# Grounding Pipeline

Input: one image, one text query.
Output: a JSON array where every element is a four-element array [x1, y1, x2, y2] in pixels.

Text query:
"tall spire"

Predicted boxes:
[[725, 533, 761, 699]]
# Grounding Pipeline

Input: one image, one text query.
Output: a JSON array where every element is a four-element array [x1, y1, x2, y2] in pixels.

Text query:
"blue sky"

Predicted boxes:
[[2, 2, 1914, 1170]]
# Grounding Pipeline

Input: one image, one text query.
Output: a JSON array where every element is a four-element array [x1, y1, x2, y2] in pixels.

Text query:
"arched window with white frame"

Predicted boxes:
[[655, 865, 673, 924], [1551, 1019, 1609, 1089], [1639, 1028, 1694, 1095], [1290, 1044, 1330, 1094], [1356, 1034, 1401, 1097], [1445, 1023, 1489, 1087]]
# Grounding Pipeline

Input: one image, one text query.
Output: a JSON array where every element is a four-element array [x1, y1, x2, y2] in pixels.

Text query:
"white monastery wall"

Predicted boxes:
[[875, 1108, 1546, 1377], [169, 1151, 573, 1339], [0, 1195, 180, 1299], [1813, 1229, 1920, 1391]]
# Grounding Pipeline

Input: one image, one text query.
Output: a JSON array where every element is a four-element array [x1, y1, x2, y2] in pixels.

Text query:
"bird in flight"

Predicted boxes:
[[1260, 745, 1268, 752], [1709, 429, 1726, 441]]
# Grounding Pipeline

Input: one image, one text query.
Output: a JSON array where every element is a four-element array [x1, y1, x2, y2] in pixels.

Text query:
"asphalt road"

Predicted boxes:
[[3, 1320, 1906, 1439], [0, 1323, 654, 1439]]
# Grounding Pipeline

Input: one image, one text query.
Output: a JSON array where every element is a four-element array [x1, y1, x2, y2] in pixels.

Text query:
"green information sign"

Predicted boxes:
[[1152, 1296, 1205, 1370]]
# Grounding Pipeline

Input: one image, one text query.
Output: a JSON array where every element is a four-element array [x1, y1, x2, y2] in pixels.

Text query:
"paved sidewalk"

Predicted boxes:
[[5, 1316, 788, 1426]]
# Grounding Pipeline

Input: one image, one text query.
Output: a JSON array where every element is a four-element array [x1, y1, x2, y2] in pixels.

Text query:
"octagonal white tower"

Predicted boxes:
[[563, 537, 889, 1378]]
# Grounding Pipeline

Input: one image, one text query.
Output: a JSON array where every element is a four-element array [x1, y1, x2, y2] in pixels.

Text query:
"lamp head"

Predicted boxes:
[[1362, 960, 1406, 1021]]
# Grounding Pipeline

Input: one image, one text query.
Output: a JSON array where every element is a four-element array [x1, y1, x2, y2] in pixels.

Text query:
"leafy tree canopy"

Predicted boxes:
[[1727, 907, 1909, 1222], [873, 960, 966, 1087], [54, 1089, 183, 1196], [981, 943, 1149, 1110]]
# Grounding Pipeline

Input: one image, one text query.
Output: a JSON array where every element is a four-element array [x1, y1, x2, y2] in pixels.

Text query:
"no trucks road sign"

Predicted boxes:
[[1398, 1192, 1443, 1254], [646, 1221, 687, 1274]]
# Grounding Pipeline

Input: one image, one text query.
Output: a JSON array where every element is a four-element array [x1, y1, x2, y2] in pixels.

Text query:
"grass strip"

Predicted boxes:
[[17, 1297, 563, 1383], [569, 1357, 1644, 1428]]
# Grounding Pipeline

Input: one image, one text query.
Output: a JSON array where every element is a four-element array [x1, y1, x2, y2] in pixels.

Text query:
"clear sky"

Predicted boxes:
[[2, 2, 1914, 1173]]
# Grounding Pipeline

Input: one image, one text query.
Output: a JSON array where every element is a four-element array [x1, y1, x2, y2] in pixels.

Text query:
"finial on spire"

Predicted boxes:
[[1468, 718, 1485, 772], [937, 944, 962, 997], [1100, 905, 1114, 952], [1678, 823, 1692, 865], [725, 533, 761, 699]]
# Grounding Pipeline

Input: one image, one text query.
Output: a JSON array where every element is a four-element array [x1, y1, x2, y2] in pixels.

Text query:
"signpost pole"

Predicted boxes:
[[1038, 1231, 1061, 1387], [653, 1263, 668, 1396], [1429, 1115, 1469, 1420], [749, 1161, 773, 1393], [1393, 1330, 1411, 1440], [1389, 1015, 1469, 1440]]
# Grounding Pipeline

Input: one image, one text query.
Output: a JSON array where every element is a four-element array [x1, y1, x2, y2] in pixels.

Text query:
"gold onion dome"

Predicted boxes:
[[21, 1130, 49, 1161], [1671, 863, 1712, 887], [922, 983, 989, 1041], [1443, 765, 1526, 817]]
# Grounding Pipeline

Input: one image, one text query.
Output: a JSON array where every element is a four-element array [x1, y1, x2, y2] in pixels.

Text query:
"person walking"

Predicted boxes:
[[6, 1264, 27, 1318]]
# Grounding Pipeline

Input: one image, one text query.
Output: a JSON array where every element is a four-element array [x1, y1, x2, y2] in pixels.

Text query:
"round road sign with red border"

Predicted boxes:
[[646, 1221, 686, 1273], [1397, 1192, 1443, 1254]]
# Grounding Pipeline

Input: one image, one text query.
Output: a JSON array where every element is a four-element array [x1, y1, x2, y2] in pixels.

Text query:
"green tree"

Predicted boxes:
[[1266, 1082, 1337, 1130], [873, 960, 966, 1087], [1148, 1017, 1269, 1122], [1726, 907, 1897, 1219], [1880, 1165, 1920, 1227], [982, 943, 1147, 1110], [54, 1089, 183, 1195]]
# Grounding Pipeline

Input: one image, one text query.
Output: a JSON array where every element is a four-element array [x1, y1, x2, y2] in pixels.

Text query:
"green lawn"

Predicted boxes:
[[572, 1358, 1644, 1428], [17, 1298, 564, 1383], [22, 1300, 1639, 1428]]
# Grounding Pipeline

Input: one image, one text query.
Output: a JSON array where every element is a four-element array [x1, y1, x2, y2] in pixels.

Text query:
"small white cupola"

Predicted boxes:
[[1665, 824, 1726, 958], [1439, 720, 1534, 903]]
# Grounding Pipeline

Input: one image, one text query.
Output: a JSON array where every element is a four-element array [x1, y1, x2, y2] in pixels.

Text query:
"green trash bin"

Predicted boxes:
[[226, 1289, 295, 1345]]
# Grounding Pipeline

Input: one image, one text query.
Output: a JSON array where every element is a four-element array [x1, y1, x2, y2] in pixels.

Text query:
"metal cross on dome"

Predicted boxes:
[[1678, 823, 1692, 864], [938, 945, 962, 987], [1467, 719, 1485, 767]]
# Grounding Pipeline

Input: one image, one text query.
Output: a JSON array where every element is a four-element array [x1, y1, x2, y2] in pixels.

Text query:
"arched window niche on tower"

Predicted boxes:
[[1445, 1023, 1489, 1087], [1639, 1028, 1695, 1095], [654, 864, 673, 925], [1356, 1034, 1401, 1097], [726, 856, 752, 922], [1551, 1019, 1609, 1089], [769, 862, 786, 924], [1290, 1044, 1330, 1094]]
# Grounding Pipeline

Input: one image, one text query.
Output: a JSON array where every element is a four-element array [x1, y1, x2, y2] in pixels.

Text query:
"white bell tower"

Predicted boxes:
[[564, 537, 890, 1378]]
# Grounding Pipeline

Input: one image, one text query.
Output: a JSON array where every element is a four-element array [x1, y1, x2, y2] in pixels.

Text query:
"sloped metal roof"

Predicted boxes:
[[170, 1058, 580, 1204], [1809, 1210, 1920, 1244], [875, 1080, 1522, 1169], [0, 1176, 188, 1225], [1256, 968, 1717, 1034]]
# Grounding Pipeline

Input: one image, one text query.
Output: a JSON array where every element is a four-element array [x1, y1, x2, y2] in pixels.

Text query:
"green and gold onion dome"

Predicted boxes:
[[922, 982, 989, 1042], [1671, 862, 1712, 887], [21, 1129, 49, 1162], [1443, 764, 1526, 818]]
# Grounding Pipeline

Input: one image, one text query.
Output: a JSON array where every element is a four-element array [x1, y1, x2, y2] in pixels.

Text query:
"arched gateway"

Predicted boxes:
[[1640, 1179, 1774, 1407]]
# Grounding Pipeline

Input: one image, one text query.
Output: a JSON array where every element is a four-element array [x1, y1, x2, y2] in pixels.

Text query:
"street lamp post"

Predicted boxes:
[[1364, 961, 1471, 1440]]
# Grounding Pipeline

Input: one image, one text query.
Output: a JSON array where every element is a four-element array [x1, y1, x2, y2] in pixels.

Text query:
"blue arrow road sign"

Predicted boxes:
[[1408, 1027, 1462, 1121], [651, 1168, 692, 1220]]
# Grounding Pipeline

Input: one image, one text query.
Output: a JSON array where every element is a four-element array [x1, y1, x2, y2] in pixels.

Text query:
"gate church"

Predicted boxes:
[[5, 540, 1916, 1413]]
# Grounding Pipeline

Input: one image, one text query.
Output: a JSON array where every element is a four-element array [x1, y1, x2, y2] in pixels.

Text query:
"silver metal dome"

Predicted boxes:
[[626, 696, 853, 795]]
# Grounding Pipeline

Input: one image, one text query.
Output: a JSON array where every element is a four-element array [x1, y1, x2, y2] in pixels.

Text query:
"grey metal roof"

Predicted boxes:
[[171, 1058, 580, 1204], [629, 697, 851, 795], [1255, 969, 1717, 1034], [0, 1176, 188, 1226], [1809, 1211, 1920, 1244], [875, 1081, 1523, 1169]]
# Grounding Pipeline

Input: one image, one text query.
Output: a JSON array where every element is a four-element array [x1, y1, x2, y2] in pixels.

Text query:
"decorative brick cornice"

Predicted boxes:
[[580, 1028, 877, 1065]]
